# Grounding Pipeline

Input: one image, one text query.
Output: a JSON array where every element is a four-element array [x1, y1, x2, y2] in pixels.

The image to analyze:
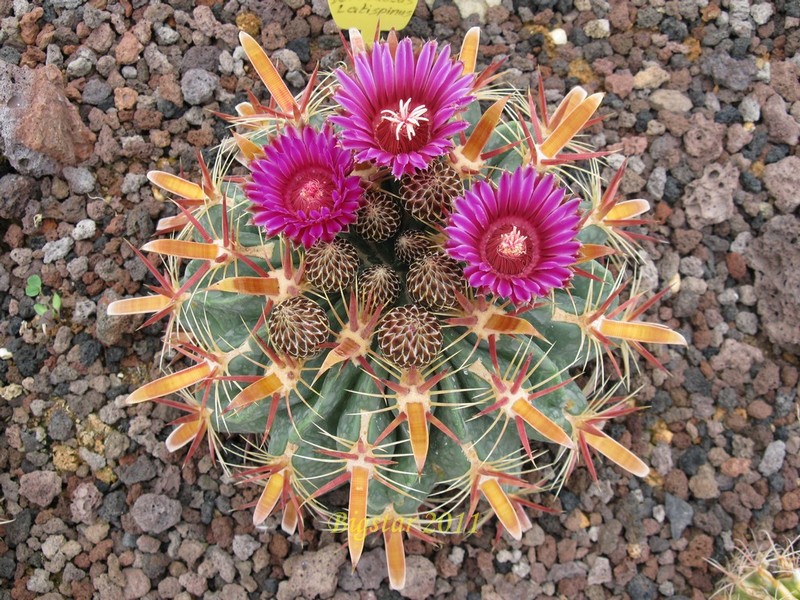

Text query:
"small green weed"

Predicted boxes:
[[25, 274, 61, 318]]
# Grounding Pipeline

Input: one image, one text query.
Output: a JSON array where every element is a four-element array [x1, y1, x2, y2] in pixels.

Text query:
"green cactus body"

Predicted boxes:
[[714, 535, 800, 600], [110, 29, 687, 589]]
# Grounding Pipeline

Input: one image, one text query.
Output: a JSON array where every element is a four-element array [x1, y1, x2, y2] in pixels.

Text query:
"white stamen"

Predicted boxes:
[[381, 98, 429, 141], [497, 226, 528, 258]]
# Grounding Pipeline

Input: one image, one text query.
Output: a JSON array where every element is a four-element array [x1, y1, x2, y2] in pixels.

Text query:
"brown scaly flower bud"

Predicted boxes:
[[394, 230, 434, 265], [303, 238, 359, 292], [406, 252, 462, 311], [268, 295, 329, 358], [378, 305, 442, 369], [355, 188, 402, 242], [358, 265, 401, 311], [399, 159, 464, 223]]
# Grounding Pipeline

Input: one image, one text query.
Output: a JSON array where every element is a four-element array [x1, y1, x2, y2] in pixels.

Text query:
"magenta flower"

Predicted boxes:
[[445, 167, 581, 304], [246, 126, 363, 248], [331, 38, 473, 178]]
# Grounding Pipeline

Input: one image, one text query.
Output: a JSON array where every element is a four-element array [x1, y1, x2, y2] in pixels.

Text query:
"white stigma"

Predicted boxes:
[[497, 226, 528, 258], [381, 98, 429, 141]]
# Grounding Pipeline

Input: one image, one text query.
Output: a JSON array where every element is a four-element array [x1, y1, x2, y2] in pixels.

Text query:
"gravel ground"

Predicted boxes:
[[1, 0, 799, 599]]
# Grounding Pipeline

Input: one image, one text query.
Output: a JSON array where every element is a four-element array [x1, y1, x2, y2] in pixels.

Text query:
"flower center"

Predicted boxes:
[[374, 98, 431, 155], [286, 167, 336, 213], [496, 226, 528, 258], [482, 220, 540, 276], [382, 99, 429, 140]]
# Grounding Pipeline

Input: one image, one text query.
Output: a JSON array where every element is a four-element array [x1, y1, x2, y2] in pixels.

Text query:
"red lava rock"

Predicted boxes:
[[475, 550, 494, 579], [86, 22, 115, 53], [20, 46, 45, 68], [1, 63, 96, 175], [684, 114, 724, 160], [564, 508, 589, 531], [660, 110, 691, 136], [406, 537, 428, 556], [781, 489, 800, 511], [12, 576, 35, 600], [123, 568, 151, 597], [89, 539, 114, 563], [725, 411, 748, 432], [74, 553, 91, 570], [118, 550, 135, 567], [678, 534, 713, 569], [605, 70, 634, 97], [114, 87, 138, 111], [558, 575, 587, 596], [0, 7, 795, 600], [726, 252, 748, 280], [720, 491, 752, 523], [721, 457, 751, 477], [747, 399, 773, 420], [538, 535, 557, 568], [612, 559, 637, 587], [115, 31, 144, 65], [434, 549, 459, 578], [557, 538, 578, 562], [609, 0, 633, 29], [19, 470, 62, 507], [133, 109, 163, 130], [432, 6, 463, 29], [154, 75, 183, 105], [19, 7, 43, 45], [734, 482, 766, 510], [775, 510, 800, 531], [150, 130, 171, 148], [764, 156, 800, 214], [771, 61, 800, 102], [3, 223, 24, 247], [654, 201, 673, 223], [178, 571, 208, 596], [664, 469, 690, 499], [619, 135, 648, 156], [727, 123, 754, 153], [754, 362, 781, 395], [692, 328, 712, 350], [269, 533, 289, 559], [674, 229, 703, 254], [71, 579, 94, 600], [187, 124, 215, 146], [261, 22, 287, 51], [592, 58, 616, 76], [763, 94, 800, 146], [687, 569, 715, 593]]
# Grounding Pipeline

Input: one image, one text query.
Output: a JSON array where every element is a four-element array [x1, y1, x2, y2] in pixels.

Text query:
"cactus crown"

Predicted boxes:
[[109, 27, 686, 590]]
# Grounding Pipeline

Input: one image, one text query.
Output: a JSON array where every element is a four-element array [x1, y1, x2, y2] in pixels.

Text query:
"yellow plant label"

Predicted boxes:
[[329, 0, 418, 35]]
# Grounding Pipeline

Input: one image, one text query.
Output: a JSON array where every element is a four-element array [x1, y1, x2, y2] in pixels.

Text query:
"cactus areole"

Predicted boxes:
[[109, 28, 687, 590]]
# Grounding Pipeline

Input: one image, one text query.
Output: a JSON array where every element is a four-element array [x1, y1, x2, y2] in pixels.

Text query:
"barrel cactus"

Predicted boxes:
[[713, 534, 800, 599], [109, 28, 686, 589]]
